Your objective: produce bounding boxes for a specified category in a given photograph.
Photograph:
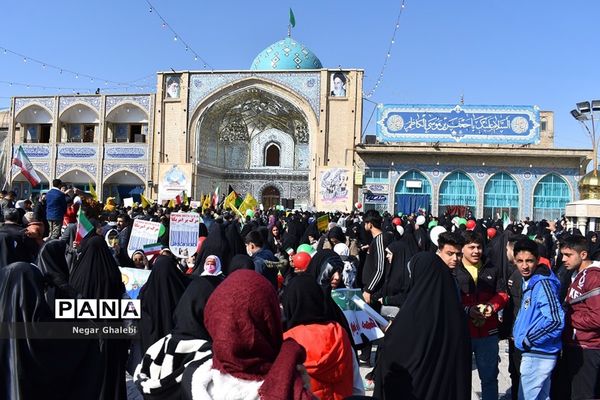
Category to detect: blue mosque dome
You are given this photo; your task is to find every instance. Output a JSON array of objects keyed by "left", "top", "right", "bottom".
[{"left": 251, "top": 37, "right": 323, "bottom": 70}]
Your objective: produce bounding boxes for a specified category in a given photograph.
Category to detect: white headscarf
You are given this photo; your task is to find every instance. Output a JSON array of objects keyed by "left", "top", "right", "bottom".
[
  {"left": 201, "top": 255, "right": 223, "bottom": 276},
  {"left": 333, "top": 243, "right": 350, "bottom": 257}
]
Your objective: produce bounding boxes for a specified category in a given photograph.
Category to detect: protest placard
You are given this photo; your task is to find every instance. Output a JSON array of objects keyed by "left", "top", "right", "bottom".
[
  {"left": 331, "top": 288, "right": 384, "bottom": 345},
  {"left": 317, "top": 214, "right": 329, "bottom": 232},
  {"left": 127, "top": 219, "right": 161, "bottom": 257},
  {"left": 169, "top": 212, "right": 200, "bottom": 258},
  {"left": 119, "top": 267, "right": 151, "bottom": 299},
  {"left": 123, "top": 197, "right": 134, "bottom": 208}
]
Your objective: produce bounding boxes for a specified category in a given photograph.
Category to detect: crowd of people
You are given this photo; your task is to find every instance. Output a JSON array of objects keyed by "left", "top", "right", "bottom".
[{"left": 0, "top": 177, "right": 599, "bottom": 400}]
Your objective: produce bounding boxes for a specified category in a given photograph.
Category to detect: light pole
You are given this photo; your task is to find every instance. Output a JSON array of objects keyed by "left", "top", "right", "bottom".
[{"left": 571, "top": 100, "right": 600, "bottom": 174}]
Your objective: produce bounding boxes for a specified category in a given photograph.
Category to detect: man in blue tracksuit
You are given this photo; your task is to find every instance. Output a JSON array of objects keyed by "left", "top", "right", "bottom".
[{"left": 512, "top": 239, "right": 564, "bottom": 400}]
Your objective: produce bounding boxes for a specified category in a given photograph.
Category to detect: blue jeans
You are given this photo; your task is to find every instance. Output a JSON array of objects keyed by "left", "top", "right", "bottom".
[
  {"left": 519, "top": 353, "right": 557, "bottom": 400},
  {"left": 472, "top": 335, "right": 499, "bottom": 400}
]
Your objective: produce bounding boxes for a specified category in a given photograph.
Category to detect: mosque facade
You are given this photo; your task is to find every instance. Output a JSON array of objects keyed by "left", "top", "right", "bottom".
[{"left": 3, "top": 36, "right": 593, "bottom": 219}]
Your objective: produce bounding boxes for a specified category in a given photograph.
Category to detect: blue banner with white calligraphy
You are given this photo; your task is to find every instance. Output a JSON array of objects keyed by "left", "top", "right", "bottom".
[{"left": 376, "top": 104, "right": 540, "bottom": 144}]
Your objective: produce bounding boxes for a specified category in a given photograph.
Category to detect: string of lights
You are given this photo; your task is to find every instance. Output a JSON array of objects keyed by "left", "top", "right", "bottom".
[
  {"left": 0, "top": 79, "right": 153, "bottom": 93},
  {"left": 0, "top": 46, "right": 150, "bottom": 89},
  {"left": 145, "top": 0, "right": 212, "bottom": 69},
  {"left": 364, "top": 0, "right": 407, "bottom": 99}
]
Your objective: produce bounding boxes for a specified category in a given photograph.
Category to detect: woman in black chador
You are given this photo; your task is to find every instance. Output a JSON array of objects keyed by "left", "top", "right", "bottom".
[{"left": 374, "top": 252, "right": 471, "bottom": 400}]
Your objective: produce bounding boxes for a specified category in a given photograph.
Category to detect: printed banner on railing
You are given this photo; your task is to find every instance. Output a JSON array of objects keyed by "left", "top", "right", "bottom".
[
  {"left": 169, "top": 212, "right": 200, "bottom": 258},
  {"left": 127, "top": 220, "right": 161, "bottom": 257}
]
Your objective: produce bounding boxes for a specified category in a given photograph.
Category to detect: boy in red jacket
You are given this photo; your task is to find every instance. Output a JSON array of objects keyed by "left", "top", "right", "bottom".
[
  {"left": 560, "top": 235, "right": 600, "bottom": 400},
  {"left": 456, "top": 230, "right": 508, "bottom": 400}
]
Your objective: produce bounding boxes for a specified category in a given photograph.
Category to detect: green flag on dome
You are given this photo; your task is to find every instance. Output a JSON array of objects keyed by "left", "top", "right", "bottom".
[{"left": 289, "top": 8, "right": 296, "bottom": 28}]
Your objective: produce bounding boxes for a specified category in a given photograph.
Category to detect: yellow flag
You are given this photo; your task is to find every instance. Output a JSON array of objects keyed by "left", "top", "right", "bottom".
[
  {"left": 141, "top": 194, "right": 153, "bottom": 208},
  {"left": 238, "top": 193, "right": 258, "bottom": 215},
  {"left": 168, "top": 198, "right": 175, "bottom": 208},
  {"left": 224, "top": 191, "right": 238, "bottom": 210},
  {"left": 183, "top": 191, "right": 189, "bottom": 206},
  {"left": 89, "top": 181, "right": 97, "bottom": 201},
  {"left": 202, "top": 194, "right": 211, "bottom": 210}
]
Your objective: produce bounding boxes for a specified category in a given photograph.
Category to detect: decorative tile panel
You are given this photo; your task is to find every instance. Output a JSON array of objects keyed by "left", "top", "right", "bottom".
[
  {"left": 57, "top": 144, "right": 97, "bottom": 159},
  {"left": 14, "top": 144, "right": 51, "bottom": 159},
  {"left": 56, "top": 163, "right": 97, "bottom": 176},
  {"left": 104, "top": 144, "right": 148, "bottom": 160},
  {"left": 106, "top": 95, "right": 152, "bottom": 115},
  {"left": 290, "top": 183, "right": 310, "bottom": 201},
  {"left": 103, "top": 163, "right": 147, "bottom": 180},
  {"left": 295, "top": 144, "right": 309, "bottom": 170},
  {"left": 224, "top": 144, "right": 249, "bottom": 169},
  {"left": 189, "top": 72, "right": 320, "bottom": 121},
  {"left": 59, "top": 96, "right": 101, "bottom": 114},
  {"left": 250, "top": 129, "right": 294, "bottom": 168},
  {"left": 14, "top": 97, "right": 55, "bottom": 115},
  {"left": 32, "top": 162, "right": 51, "bottom": 177}
]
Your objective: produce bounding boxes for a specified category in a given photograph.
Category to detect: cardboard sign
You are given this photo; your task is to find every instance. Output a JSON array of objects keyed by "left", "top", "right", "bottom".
[
  {"left": 119, "top": 267, "right": 151, "bottom": 299},
  {"left": 331, "top": 289, "right": 384, "bottom": 345},
  {"left": 123, "top": 197, "right": 134, "bottom": 208},
  {"left": 127, "top": 219, "right": 161, "bottom": 257},
  {"left": 189, "top": 200, "right": 202, "bottom": 209},
  {"left": 169, "top": 212, "right": 200, "bottom": 258}
]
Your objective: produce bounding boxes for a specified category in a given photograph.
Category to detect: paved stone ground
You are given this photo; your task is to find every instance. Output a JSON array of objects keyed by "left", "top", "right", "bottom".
[
  {"left": 127, "top": 340, "right": 513, "bottom": 399},
  {"left": 356, "top": 339, "right": 512, "bottom": 399}
]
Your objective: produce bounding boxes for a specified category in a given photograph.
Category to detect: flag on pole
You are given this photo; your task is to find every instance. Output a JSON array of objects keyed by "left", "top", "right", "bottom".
[
  {"left": 89, "top": 181, "right": 98, "bottom": 201},
  {"left": 175, "top": 192, "right": 183, "bottom": 205},
  {"left": 75, "top": 207, "right": 94, "bottom": 244},
  {"left": 212, "top": 187, "right": 220, "bottom": 209},
  {"left": 289, "top": 8, "right": 296, "bottom": 28},
  {"left": 225, "top": 189, "right": 238, "bottom": 210},
  {"left": 183, "top": 190, "right": 189, "bottom": 206},
  {"left": 168, "top": 198, "right": 175, "bottom": 208},
  {"left": 238, "top": 193, "right": 258, "bottom": 215},
  {"left": 11, "top": 146, "right": 41, "bottom": 187}
]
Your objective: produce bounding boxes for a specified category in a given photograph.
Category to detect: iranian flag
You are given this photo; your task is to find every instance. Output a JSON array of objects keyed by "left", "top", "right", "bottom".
[
  {"left": 12, "top": 146, "right": 41, "bottom": 186},
  {"left": 75, "top": 207, "right": 94, "bottom": 244}
]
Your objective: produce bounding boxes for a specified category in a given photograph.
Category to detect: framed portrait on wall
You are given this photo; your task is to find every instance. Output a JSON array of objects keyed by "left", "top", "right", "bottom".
[
  {"left": 165, "top": 75, "right": 181, "bottom": 99},
  {"left": 330, "top": 71, "right": 347, "bottom": 97}
]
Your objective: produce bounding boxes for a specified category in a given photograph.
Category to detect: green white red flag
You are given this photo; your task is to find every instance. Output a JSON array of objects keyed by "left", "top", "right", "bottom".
[
  {"left": 75, "top": 207, "right": 94, "bottom": 244},
  {"left": 12, "top": 146, "right": 41, "bottom": 186}
]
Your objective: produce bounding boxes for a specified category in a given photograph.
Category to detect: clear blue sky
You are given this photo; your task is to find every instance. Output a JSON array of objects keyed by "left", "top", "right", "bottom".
[{"left": 1, "top": 0, "right": 599, "bottom": 149}]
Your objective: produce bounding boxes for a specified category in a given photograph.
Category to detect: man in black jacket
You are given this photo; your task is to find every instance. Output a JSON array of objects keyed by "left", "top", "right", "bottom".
[{"left": 361, "top": 209, "right": 393, "bottom": 307}]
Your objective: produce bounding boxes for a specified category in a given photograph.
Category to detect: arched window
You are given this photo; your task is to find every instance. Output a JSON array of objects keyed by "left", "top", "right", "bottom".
[
  {"left": 395, "top": 170, "right": 432, "bottom": 195},
  {"left": 394, "top": 170, "right": 432, "bottom": 215},
  {"left": 484, "top": 172, "right": 520, "bottom": 220},
  {"left": 438, "top": 171, "right": 477, "bottom": 217},
  {"left": 265, "top": 143, "right": 280, "bottom": 167},
  {"left": 533, "top": 174, "right": 571, "bottom": 221}
]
